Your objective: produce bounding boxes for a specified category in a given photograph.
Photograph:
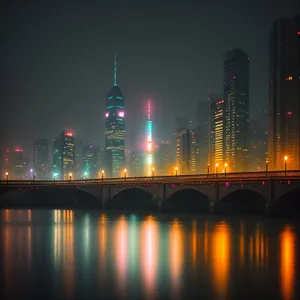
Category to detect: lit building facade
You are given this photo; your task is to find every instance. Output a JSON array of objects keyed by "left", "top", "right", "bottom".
[
  {"left": 34, "top": 138, "right": 49, "bottom": 179},
  {"left": 224, "top": 48, "right": 250, "bottom": 171},
  {"left": 268, "top": 15, "right": 300, "bottom": 170},
  {"left": 52, "top": 131, "right": 75, "bottom": 180},
  {"left": 11, "top": 148, "right": 28, "bottom": 179},
  {"left": 105, "top": 55, "right": 125, "bottom": 177},
  {"left": 209, "top": 93, "right": 225, "bottom": 170},
  {"left": 176, "top": 129, "right": 196, "bottom": 175}
]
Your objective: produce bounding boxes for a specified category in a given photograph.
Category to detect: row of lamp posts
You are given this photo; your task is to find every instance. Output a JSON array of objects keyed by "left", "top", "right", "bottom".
[{"left": 3, "top": 156, "right": 290, "bottom": 182}]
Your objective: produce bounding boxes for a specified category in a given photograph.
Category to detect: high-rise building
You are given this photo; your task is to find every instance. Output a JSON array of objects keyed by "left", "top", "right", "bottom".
[
  {"left": 82, "top": 143, "right": 101, "bottom": 178},
  {"left": 176, "top": 129, "right": 196, "bottom": 175},
  {"left": 11, "top": 148, "right": 28, "bottom": 179},
  {"left": 157, "top": 141, "right": 174, "bottom": 175},
  {"left": 209, "top": 93, "right": 225, "bottom": 170},
  {"left": 195, "top": 101, "right": 210, "bottom": 173},
  {"left": 129, "top": 151, "right": 144, "bottom": 177},
  {"left": 268, "top": 15, "right": 300, "bottom": 170},
  {"left": 34, "top": 138, "right": 49, "bottom": 179},
  {"left": 52, "top": 131, "right": 75, "bottom": 180},
  {"left": 105, "top": 55, "right": 125, "bottom": 177},
  {"left": 224, "top": 48, "right": 250, "bottom": 172}
]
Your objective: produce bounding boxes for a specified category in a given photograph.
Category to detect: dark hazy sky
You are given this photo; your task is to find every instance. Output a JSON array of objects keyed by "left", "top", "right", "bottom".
[{"left": 1, "top": 0, "right": 299, "bottom": 154}]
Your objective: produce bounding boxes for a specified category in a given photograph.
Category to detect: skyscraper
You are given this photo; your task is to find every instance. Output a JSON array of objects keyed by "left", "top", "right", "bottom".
[
  {"left": 195, "top": 101, "right": 210, "bottom": 173},
  {"left": 105, "top": 55, "right": 125, "bottom": 177},
  {"left": 176, "top": 129, "right": 196, "bottom": 175},
  {"left": 224, "top": 48, "right": 250, "bottom": 172},
  {"left": 34, "top": 138, "right": 49, "bottom": 179},
  {"left": 268, "top": 15, "right": 300, "bottom": 170},
  {"left": 52, "top": 131, "right": 75, "bottom": 180},
  {"left": 209, "top": 93, "right": 225, "bottom": 169}
]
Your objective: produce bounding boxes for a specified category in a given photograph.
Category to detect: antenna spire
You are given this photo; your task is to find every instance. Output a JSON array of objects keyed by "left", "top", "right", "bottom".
[{"left": 114, "top": 54, "right": 117, "bottom": 86}]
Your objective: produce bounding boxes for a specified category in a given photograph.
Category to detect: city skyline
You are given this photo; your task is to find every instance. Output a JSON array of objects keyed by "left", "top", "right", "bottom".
[{"left": 2, "top": 0, "right": 299, "bottom": 154}]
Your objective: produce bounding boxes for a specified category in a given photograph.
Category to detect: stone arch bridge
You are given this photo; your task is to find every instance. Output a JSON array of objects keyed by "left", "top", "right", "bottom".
[{"left": 1, "top": 172, "right": 300, "bottom": 215}]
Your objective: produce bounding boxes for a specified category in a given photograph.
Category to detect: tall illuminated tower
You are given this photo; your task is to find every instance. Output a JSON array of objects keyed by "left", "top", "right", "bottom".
[
  {"left": 104, "top": 55, "right": 125, "bottom": 177},
  {"left": 146, "top": 100, "right": 153, "bottom": 176}
]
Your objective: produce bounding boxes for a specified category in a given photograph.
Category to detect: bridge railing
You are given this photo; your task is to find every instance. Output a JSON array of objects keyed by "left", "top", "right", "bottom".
[{"left": 1, "top": 170, "right": 300, "bottom": 185}]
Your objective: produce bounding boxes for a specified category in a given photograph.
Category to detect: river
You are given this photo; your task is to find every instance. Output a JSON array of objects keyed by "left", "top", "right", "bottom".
[{"left": 0, "top": 209, "right": 299, "bottom": 299}]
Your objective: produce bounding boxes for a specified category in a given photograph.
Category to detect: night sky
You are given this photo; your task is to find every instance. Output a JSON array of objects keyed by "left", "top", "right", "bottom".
[{"left": 1, "top": 0, "right": 299, "bottom": 155}]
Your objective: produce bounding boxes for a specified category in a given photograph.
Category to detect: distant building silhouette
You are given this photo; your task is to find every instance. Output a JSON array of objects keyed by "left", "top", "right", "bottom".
[
  {"left": 268, "top": 15, "right": 300, "bottom": 170},
  {"left": 195, "top": 100, "right": 209, "bottom": 173},
  {"left": 223, "top": 48, "right": 250, "bottom": 171},
  {"left": 34, "top": 138, "right": 49, "bottom": 179},
  {"left": 104, "top": 55, "right": 125, "bottom": 177},
  {"left": 176, "top": 129, "right": 196, "bottom": 175},
  {"left": 82, "top": 143, "right": 101, "bottom": 178}
]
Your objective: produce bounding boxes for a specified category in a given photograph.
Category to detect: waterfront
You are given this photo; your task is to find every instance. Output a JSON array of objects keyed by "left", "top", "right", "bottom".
[{"left": 0, "top": 209, "right": 299, "bottom": 299}]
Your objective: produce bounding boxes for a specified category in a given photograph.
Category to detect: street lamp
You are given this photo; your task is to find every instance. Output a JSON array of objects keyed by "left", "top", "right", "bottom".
[
  {"left": 84, "top": 172, "right": 87, "bottom": 180},
  {"left": 53, "top": 173, "right": 57, "bottom": 181},
  {"left": 152, "top": 167, "right": 155, "bottom": 178},
  {"left": 124, "top": 169, "right": 127, "bottom": 181},
  {"left": 69, "top": 172, "right": 72, "bottom": 182},
  {"left": 207, "top": 164, "right": 210, "bottom": 175},
  {"left": 175, "top": 167, "right": 178, "bottom": 176},
  {"left": 216, "top": 163, "right": 219, "bottom": 175},
  {"left": 101, "top": 170, "right": 104, "bottom": 182},
  {"left": 266, "top": 160, "right": 268, "bottom": 174},
  {"left": 5, "top": 172, "right": 8, "bottom": 181},
  {"left": 284, "top": 156, "right": 288, "bottom": 174},
  {"left": 224, "top": 163, "right": 228, "bottom": 176}
]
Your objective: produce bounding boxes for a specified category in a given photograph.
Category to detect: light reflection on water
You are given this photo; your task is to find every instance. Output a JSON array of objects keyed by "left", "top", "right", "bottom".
[{"left": 0, "top": 209, "right": 299, "bottom": 299}]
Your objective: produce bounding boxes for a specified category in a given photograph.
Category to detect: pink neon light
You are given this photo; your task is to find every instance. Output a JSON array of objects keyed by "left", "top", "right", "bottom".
[
  {"left": 298, "top": 32, "right": 300, "bottom": 35},
  {"left": 14, "top": 148, "right": 23, "bottom": 152},
  {"left": 105, "top": 112, "right": 109, "bottom": 117},
  {"left": 118, "top": 111, "right": 124, "bottom": 118},
  {"left": 233, "top": 76, "right": 236, "bottom": 79},
  {"left": 65, "top": 132, "right": 73, "bottom": 136}
]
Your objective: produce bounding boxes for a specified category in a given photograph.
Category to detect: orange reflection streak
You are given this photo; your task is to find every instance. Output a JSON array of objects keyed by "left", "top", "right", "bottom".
[
  {"left": 99, "top": 214, "right": 108, "bottom": 281},
  {"left": 192, "top": 221, "right": 197, "bottom": 267},
  {"left": 4, "top": 225, "right": 12, "bottom": 289},
  {"left": 204, "top": 220, "right": 208, "bottom": 263},
  {"left": 249, "top": 236, "right": 253, "bottom": 265},
  {"left": 255, "top": 227, "right": 260, "bottom": 267},
  {"left": 260, "top": 234, "right": 264, "bottom": 262},
  {"left": 5, "top": 209, "right": 9, "bottom": 222},
  {"left": 239, "top": 222, "right": 244, "bottom": 264},
  {"left": 27, "top": 225, "right": 32, "bottom": 267},
  {"left": 115, "top": 216, "right": 128, "bottom": 297},
  {"left": 169, "top": 219, "right": 184, "bottom": 299},
  {"left": 212, "top": 222, "right": 230, "bottom": 300},
  {"left": 140, "top": 216, "right": 159, "bottom": 299},
  {"left": 280, "top": 226, "right": 296, "bottom": 300},
  {"left": 27, "top": 209, "right": 31, "bottom": 222},
  {"left": 63, "top": 210, "right": 75, "bottom": 298}
]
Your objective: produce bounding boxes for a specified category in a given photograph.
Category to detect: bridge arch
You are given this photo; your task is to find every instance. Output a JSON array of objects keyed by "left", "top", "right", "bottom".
[
  {"left": 274, "top": 187, "right": 300, "bottom": 217},
  {"left": 219, "top": 188, "right": 267, "bottom": 215},
  {"left": 163, "top": 188, "right": 211, "bottom": 213},
  {"left": 105, "top": 187, "right": 158, "bottom": 210},
  {"left": 0, "top": 187, "right": 101, "bottom": 209}
]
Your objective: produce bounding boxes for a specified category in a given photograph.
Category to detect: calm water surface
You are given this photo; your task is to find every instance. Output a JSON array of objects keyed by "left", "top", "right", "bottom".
[{"left": 0, "top": 209, "right": 299, "bottom": 299}]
